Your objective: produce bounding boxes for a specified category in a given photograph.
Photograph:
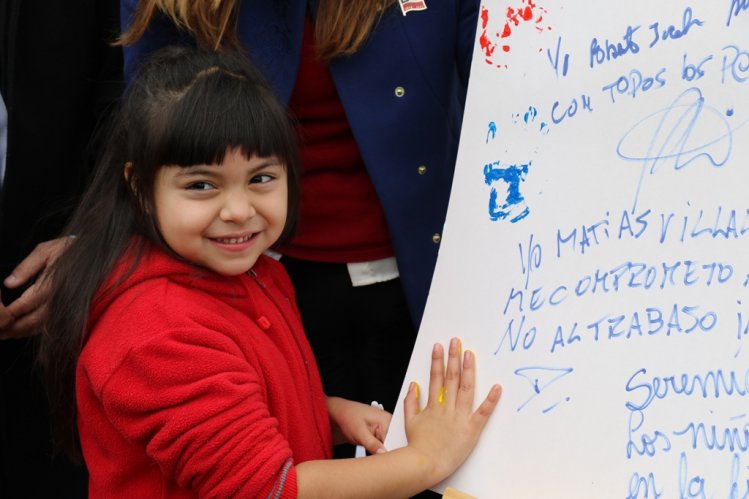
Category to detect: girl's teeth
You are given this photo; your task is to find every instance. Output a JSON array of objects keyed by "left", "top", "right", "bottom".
[{"left": 219, "top": 234, "right": 251, "bottom": 243}]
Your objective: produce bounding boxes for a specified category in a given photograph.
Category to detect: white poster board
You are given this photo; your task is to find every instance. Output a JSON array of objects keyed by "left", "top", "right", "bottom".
[{"left": 385, "top": 1, "right": 749, "bottom": 497}]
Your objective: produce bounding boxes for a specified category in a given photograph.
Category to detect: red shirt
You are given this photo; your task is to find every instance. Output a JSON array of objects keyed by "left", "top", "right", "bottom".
[
  {"left": 77, "top": 241, "right": 332, "bottom": 498},
  {"left": 280, "top": 14, "right": 393, "bottom": 263}
]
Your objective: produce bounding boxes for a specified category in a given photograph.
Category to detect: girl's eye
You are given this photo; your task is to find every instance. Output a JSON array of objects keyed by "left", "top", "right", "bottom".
[
  {"left": 186, "top": 181, "right": 215, "bottom": 191},
  {"left": 250, "top": 174, "right": 274, "bottom": 184}
]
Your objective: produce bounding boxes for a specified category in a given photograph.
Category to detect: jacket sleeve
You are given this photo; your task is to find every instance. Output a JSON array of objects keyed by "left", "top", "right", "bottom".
[
  {"left": 457, "top": 0, "right": 482, "bottom": 86},
  {"left": 94, "top": 326, "right": 299, "bottom": 498}
]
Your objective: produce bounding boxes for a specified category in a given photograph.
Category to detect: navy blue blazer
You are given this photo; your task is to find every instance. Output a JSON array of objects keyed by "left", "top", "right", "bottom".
[{"left": 121, "top": 0, "right": 480, "bottom": 326}]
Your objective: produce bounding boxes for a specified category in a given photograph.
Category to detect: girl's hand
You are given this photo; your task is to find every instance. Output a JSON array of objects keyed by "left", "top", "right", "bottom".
[
  {"left": 403, "top": 338, "right": 501, "bottom": 483},
  {"left": 296, "top": 345, "right": 499, "bottom": 497},
  {"left": 326, "top": 396, "right": 392, "bottom": 455}
]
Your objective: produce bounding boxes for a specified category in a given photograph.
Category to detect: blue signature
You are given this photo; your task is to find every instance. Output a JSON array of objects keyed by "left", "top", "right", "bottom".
[
  {"left": 727, "top": 0, "right": 749, "bottom": 27},
  {"left": 616, "top": 87, "right": 743, "bottom": 213}
]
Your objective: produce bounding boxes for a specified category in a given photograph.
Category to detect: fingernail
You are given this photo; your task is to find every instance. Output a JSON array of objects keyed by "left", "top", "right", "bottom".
[
  {"left": 4, "top": 275, "right": 18, "bottom": 286},
  {"left": 491, "top": 384, "right": 502, "bottom": 401},
  {"left": 450, "top": 337, "right": 461, "bottom": 356},
  {"left": 411, "top": 381, "right": 419, "bottom": 400},
  {"left": 376, "top": 446, "right": 387, "bottom": 454},
  {"left": 464, "top": 349, "right": 473, "bottom": 366}
]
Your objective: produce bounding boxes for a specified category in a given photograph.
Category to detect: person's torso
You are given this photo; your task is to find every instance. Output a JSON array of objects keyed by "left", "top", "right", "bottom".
[{"left": 78, "top": 248, "right": 331, "bottom": 497}]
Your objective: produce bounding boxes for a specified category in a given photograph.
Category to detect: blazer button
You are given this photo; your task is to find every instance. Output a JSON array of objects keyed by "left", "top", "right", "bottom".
[
  {"left": 394, "top": 86, "right": 406, "bottom": 97},
  {"left": 417, "top": 165, "right": 427, "bottom": 175},
  {"left": 432, "top": 233, "right": 441, "bottom": 244}
]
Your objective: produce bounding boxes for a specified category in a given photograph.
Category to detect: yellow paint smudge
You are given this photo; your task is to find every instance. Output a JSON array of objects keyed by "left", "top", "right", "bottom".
[{"left": 438, "top": 386, "right": 447, "bottom": 404}]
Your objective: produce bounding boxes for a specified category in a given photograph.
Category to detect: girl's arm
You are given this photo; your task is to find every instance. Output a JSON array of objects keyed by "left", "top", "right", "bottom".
[
  {"left": 326, "top": 397, "right": 391, "bottom": 454},
  {"left": 297, "top": 339, "right": 502, "bottom": 499}
]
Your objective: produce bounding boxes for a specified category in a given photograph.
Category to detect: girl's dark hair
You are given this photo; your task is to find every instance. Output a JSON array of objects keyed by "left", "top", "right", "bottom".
[{"left": 37, "top": 45, "right": 300, "bottom": 459}]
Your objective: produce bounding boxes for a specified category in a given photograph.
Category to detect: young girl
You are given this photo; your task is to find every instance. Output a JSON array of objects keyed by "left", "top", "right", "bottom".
[
  {"left": 119, "top": 2, "right": 482, "bottom": 457},
  {"left": 38, "top": 46, "right": 501, "bottom": 498}
]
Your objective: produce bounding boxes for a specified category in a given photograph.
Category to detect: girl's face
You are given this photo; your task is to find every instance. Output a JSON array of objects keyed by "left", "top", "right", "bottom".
[{"left": 153, "top": 148, "right": 288, "bottom": 276}]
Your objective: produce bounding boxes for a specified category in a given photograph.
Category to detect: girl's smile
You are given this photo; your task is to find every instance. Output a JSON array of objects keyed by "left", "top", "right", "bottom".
[
  {"left": 208, "top": 231, "right": 260, "bottom": 251},
  {"left": 153, "top": 148, "right": 288, "bottom": 276}
]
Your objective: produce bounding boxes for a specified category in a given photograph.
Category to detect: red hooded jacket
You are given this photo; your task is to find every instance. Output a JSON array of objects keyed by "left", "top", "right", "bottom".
[{"left": 77, "top": 240, "right": 332, "bottom": 498}]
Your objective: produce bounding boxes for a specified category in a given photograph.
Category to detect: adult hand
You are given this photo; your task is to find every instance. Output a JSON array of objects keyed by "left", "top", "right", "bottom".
[
  {"left": 0, "top": 293, "right": 13, "bottom": 331},
  {"left": 403, "top": 338, "right": 501, "bottom": 484},
  {"left": 326, "top": 396, "right": 392, "bottom": 455},
  {"left": 0, "top": 237, "right": 71, "bottom": 339}
]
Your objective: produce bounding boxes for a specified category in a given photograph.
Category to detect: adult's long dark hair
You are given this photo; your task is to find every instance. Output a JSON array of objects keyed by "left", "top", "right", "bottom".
[
  {"left": 38, "top": 45, "right": 300, "bottom": 460},
  {"left": 119, "top": 0, "right": 396, "bottom": 60}
]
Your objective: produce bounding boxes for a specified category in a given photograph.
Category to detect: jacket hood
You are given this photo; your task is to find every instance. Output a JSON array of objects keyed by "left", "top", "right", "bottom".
[{"left": 88, "top": 238, "right": 267, "bottom": 333}]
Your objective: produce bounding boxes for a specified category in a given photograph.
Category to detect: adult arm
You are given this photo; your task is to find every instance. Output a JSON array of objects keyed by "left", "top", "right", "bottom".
[{"left": 456, "top": 0, "right": 482, "bottom": 86}]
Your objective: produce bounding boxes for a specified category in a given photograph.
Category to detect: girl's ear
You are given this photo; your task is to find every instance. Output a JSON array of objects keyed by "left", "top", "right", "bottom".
[
  {"left": 124, "top": 161, "right": 151, "bottom": 213},
  {"left": 123, "top": 161, "right": 136, "bottom": 194}
]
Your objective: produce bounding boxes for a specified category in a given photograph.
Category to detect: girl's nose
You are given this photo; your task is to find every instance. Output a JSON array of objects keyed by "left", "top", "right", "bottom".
[{"left": 219, "top": 191, "right": 256, "bottom": 223}]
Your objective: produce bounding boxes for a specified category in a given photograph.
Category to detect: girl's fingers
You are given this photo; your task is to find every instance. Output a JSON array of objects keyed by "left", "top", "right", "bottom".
[
  {"left": 361, "top": 432, "right": 387, "bottom": 455},
  {"left": 427, "top": 342, "right": 445, "bottom": 406},
  {"left": 403, "top": 381, "right": 421, "bottom": 421},
  {"left": 443, "top": 337, "right": 462, "bottom": 406},
  {"left": 455, "top": 349, "right": 476, "bottom": 412},
  {"left": 375, "top": 411, "right": 392, "bottom": 439},
  {"left": 471, "top": 384, "right": 503, "bottom": 429}
]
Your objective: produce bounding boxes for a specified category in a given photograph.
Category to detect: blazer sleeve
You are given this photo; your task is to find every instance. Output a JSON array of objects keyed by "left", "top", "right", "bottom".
[
  {"left": 92, "top": 326, "right": 299, "bottom": 498},
  {"left": 457, "top": 0, "right": 482, "bottom": 86}
]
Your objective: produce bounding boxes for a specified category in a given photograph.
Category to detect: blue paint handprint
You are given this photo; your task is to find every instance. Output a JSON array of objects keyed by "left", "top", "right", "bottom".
[
  {"left": 481, "top": 104, "right": 551, "bottom": 223},
  {"left": 484, "top": 160, "right": 530, "bottom": 223}
]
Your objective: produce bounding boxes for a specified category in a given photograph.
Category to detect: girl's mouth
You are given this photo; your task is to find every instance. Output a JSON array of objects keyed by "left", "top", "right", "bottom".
[{"left": 213, "top": 233, "right": 255, "bottom": 244}]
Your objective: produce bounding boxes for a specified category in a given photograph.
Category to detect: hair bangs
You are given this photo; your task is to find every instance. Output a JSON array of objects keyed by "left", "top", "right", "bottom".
[{"left": 153, "top": 69, "right": 297, "bottom": 169}]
